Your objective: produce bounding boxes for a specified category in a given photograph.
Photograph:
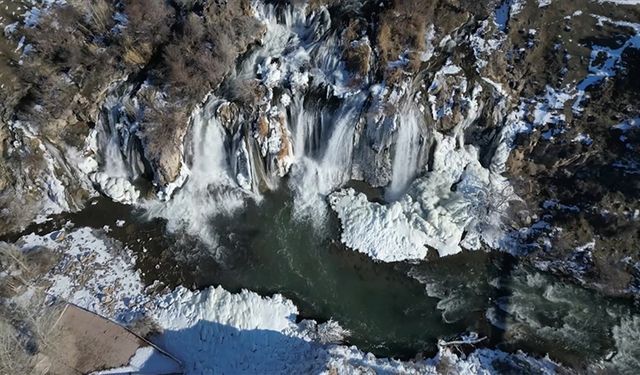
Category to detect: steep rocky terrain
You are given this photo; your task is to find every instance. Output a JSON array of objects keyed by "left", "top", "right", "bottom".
[
  {"left": 1, "top": 0, "right": 639, "bottom": 298},
  {"left": 1, "top": 0, "right": 640, "bottom": 372}
]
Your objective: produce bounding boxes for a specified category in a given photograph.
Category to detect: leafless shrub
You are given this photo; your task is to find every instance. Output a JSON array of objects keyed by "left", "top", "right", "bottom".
[
  {"left": 161, "top": 0, "right": 262, "bottom": 99},
  {"left": 227, "top": 79, "right": 266, "bottom": 107},
  {"left": 376, "top": 0, "right": 431, "bottom": 75},
  {"left": 123, "top": 0, "right": 174, "bottom": 47},
  {"left": 0, "top": 293, "right": 65, "bottom": 375},
  {"left": 0, "top": 319, "right": 34, "bottom": 375},
  {"left": 342, "top": 21, "right": 371, "bottom": 79},
  {"left": 0, "top": 242, "right": 58, "bottom": 298},
  {"left": 68, "top": 0, "right": 115, "bottom": 36}
]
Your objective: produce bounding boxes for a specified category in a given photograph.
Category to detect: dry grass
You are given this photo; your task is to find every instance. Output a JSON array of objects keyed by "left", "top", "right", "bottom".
[
  {"left": 123, "top": 43, "right": 152, "bottom": 67},
  {"left": 376, "top": 0, "right": 429, "bottom": 74},
  {"left": 0, "top": 319, "right": 34, "bottom": 375},
  {"left": 342, "top": 20, "right": 371, "bottom": 79},
  {"left": 0, "top": 295, "right": 66, "bottom": 375},
  {"left": 0, "top": 243, "right": 33, "bottom": 297}
]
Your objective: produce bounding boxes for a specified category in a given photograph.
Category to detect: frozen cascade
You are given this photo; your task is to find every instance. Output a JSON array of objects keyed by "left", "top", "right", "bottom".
[
  {"left": 143, "top": 97, "right": 249, "bottom": 244},
  {"left": 387, "top": 104, "right": 428, "bottom": 201},
  {"left": 97, "top": 96, "right": 143, "bottom": 179},
  {"left": 290, "top": 96, "right": 318, "bottom": 159},
  {"left": 229, "top": 1, "right": 367, "bottom": 223},
  {"left": 84, "top": 1, "right": 520, "bottom": 262},
  {"left": 88, "top": 90, "right": 145, "bottom": 204},
  {"left": 289, "top": 93, "right": 366, "bottom": 223}
]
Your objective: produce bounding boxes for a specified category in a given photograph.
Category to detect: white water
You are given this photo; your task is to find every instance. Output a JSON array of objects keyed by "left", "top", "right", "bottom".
[
  {"left": 88, "top": 91, "right": 144, "bottom": 204},
  {"left": 387, "top": 104, "right": 428, "bottom": 200},
  {"left": 86, "top": 2, "right": 517, "bottom": 260},
  {"left": 231, "top": 2, "right": 367, "bottom": 223},
  {"left": 143, "top": 97, "right": 248, "bottom": 244},
  {"left": 289, "top": 94, "right": 365, "bottom": 223}
]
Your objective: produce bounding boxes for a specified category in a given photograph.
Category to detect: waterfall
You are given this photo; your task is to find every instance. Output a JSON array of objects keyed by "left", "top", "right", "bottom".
[
  {"left": 386, "top": 105, "right": 428, "bottom": 200},
  {"left": 289, "top": 93, "right": 365, "bottom": 223},
  {"left": 88, "top": 89, "right": 146, "bottom": 204},
  {"left": 144, "top": 97, "right": 248, "bottom": 244},
  {"left": 95, "top": 93, "right": 145, "bottom": 180}
]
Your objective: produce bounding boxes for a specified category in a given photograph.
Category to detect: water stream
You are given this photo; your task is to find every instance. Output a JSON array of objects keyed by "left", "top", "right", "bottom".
[
  {"left": 4, "top": 1, "right": 639, "bottom": 370},
  {"left": 5, "top": 191, "right": 638, "bottom": 367}
]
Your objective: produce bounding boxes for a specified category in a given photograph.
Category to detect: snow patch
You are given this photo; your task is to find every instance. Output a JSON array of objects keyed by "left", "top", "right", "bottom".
[{"left": 90, "top": 172, "right": 140, "bottom": 204}]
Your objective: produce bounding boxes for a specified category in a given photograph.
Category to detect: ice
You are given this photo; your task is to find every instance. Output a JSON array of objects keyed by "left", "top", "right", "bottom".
[
  {"left": 13, "top": 227, "right": 558, "bottom": 374},
  {"left": 387, "top": 104, "right": 427, "bottom": 200},
  {"left": 331, "top": 83, "right": 516, "bottom": 261},
  {"left": 330, "top": 189, "right": 430, "bottom": 262},
  {"left": 143, "top": 97, "right": 250, "bottom": 245},
  {"left": 331, "top": 129, "right": 515, "bottom": 261},
  {"left": 90, "top": 172, "right": 140, "bottom": 204},
  {"left": 494, "top": 0, "right": 512, "bottom": 31}
]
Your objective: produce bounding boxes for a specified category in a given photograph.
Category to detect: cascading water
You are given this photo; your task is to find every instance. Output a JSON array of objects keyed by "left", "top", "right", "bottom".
[
  {"left": 88, "top": 88, "right": 146, "bottom": 204},
  {"left": 288, "top": 93, "right": 366, "bottom": 222},
  {"left": 95, "top": 94, "right": 145, "bottom": 180},
  {"left": 123, "top": 1, "right": 508, "bottom": 259},
  {"left": 386, "top": 103, "right": 428, "bottom": 200},
  {"left": 220, "top": 2, "right": 369, "bottom": 223},
  {"left": 143, "top": 97, "right": 249, "bottom": 244}
]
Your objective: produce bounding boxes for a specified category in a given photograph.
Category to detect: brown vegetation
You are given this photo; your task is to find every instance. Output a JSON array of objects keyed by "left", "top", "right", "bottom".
[
  {"left": 342, "top": 20, "right": 372, "bottom": 80},
  {"left": 0, "top": 242, "right": 65, "bottom": 374}
]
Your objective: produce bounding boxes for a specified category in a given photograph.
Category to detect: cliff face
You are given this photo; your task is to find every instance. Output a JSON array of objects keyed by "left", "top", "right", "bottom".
[{"left": 1, "top": 0, "right": 640, "bottom": 295}]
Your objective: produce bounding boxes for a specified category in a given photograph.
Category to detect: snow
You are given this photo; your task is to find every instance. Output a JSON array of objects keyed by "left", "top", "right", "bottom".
[
  {"left": 596, "top": 0, "right": 640, "bottom": 4},
  {"left": 613, "top": 117, "right": 640, "bottom": 131},
  {"left": 576, "top": 15, "right": 640, "bottom": 96},
  {"left": 509, "top": 0, "right": 526, "bottom": 16},
  {"left": 90, "top": 172, "right": 140, "bottom": 204},
  {"left": 18, "top": 227, "right": 147, "bottom": 322},
  {"left": 92, "top": 346, "right": 181, "bottom": 375},
  {"left": 12, "top": 227, "right": 558, "bottom": 374},
  {"left": 151, "top": 286, "right": 326, "bottom": 374},
  {"left": 572, "top": 133, "right": 593, "bottom": 146},
  {"left": 157, "top": 160, "right": 190, "bottom": 201}
]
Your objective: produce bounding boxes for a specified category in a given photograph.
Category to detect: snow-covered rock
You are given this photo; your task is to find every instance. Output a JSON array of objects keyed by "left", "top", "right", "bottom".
[{"left": 90, "top": 172, "right": 140, "bottom": 204}]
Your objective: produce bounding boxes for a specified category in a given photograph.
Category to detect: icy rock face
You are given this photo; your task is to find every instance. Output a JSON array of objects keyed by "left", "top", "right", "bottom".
[
  {"left": 331, "top": 82, "right": 515, "bottom": 261},
  {"left": 331, "top": 134, "right": 513, "bottom": 261},
  {"left": 0, "top": 120, "right": 95, "bottom": 231}
]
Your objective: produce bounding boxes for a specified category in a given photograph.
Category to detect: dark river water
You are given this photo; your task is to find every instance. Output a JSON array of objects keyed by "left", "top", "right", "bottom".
[{"left": 4, "top": 188, "right": 639, "bottom": 368}]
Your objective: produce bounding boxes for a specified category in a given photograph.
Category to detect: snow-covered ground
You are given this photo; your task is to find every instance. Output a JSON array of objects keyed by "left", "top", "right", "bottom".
[{"left": 11, "top": 227, "right": 558, "bottom": 374}]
